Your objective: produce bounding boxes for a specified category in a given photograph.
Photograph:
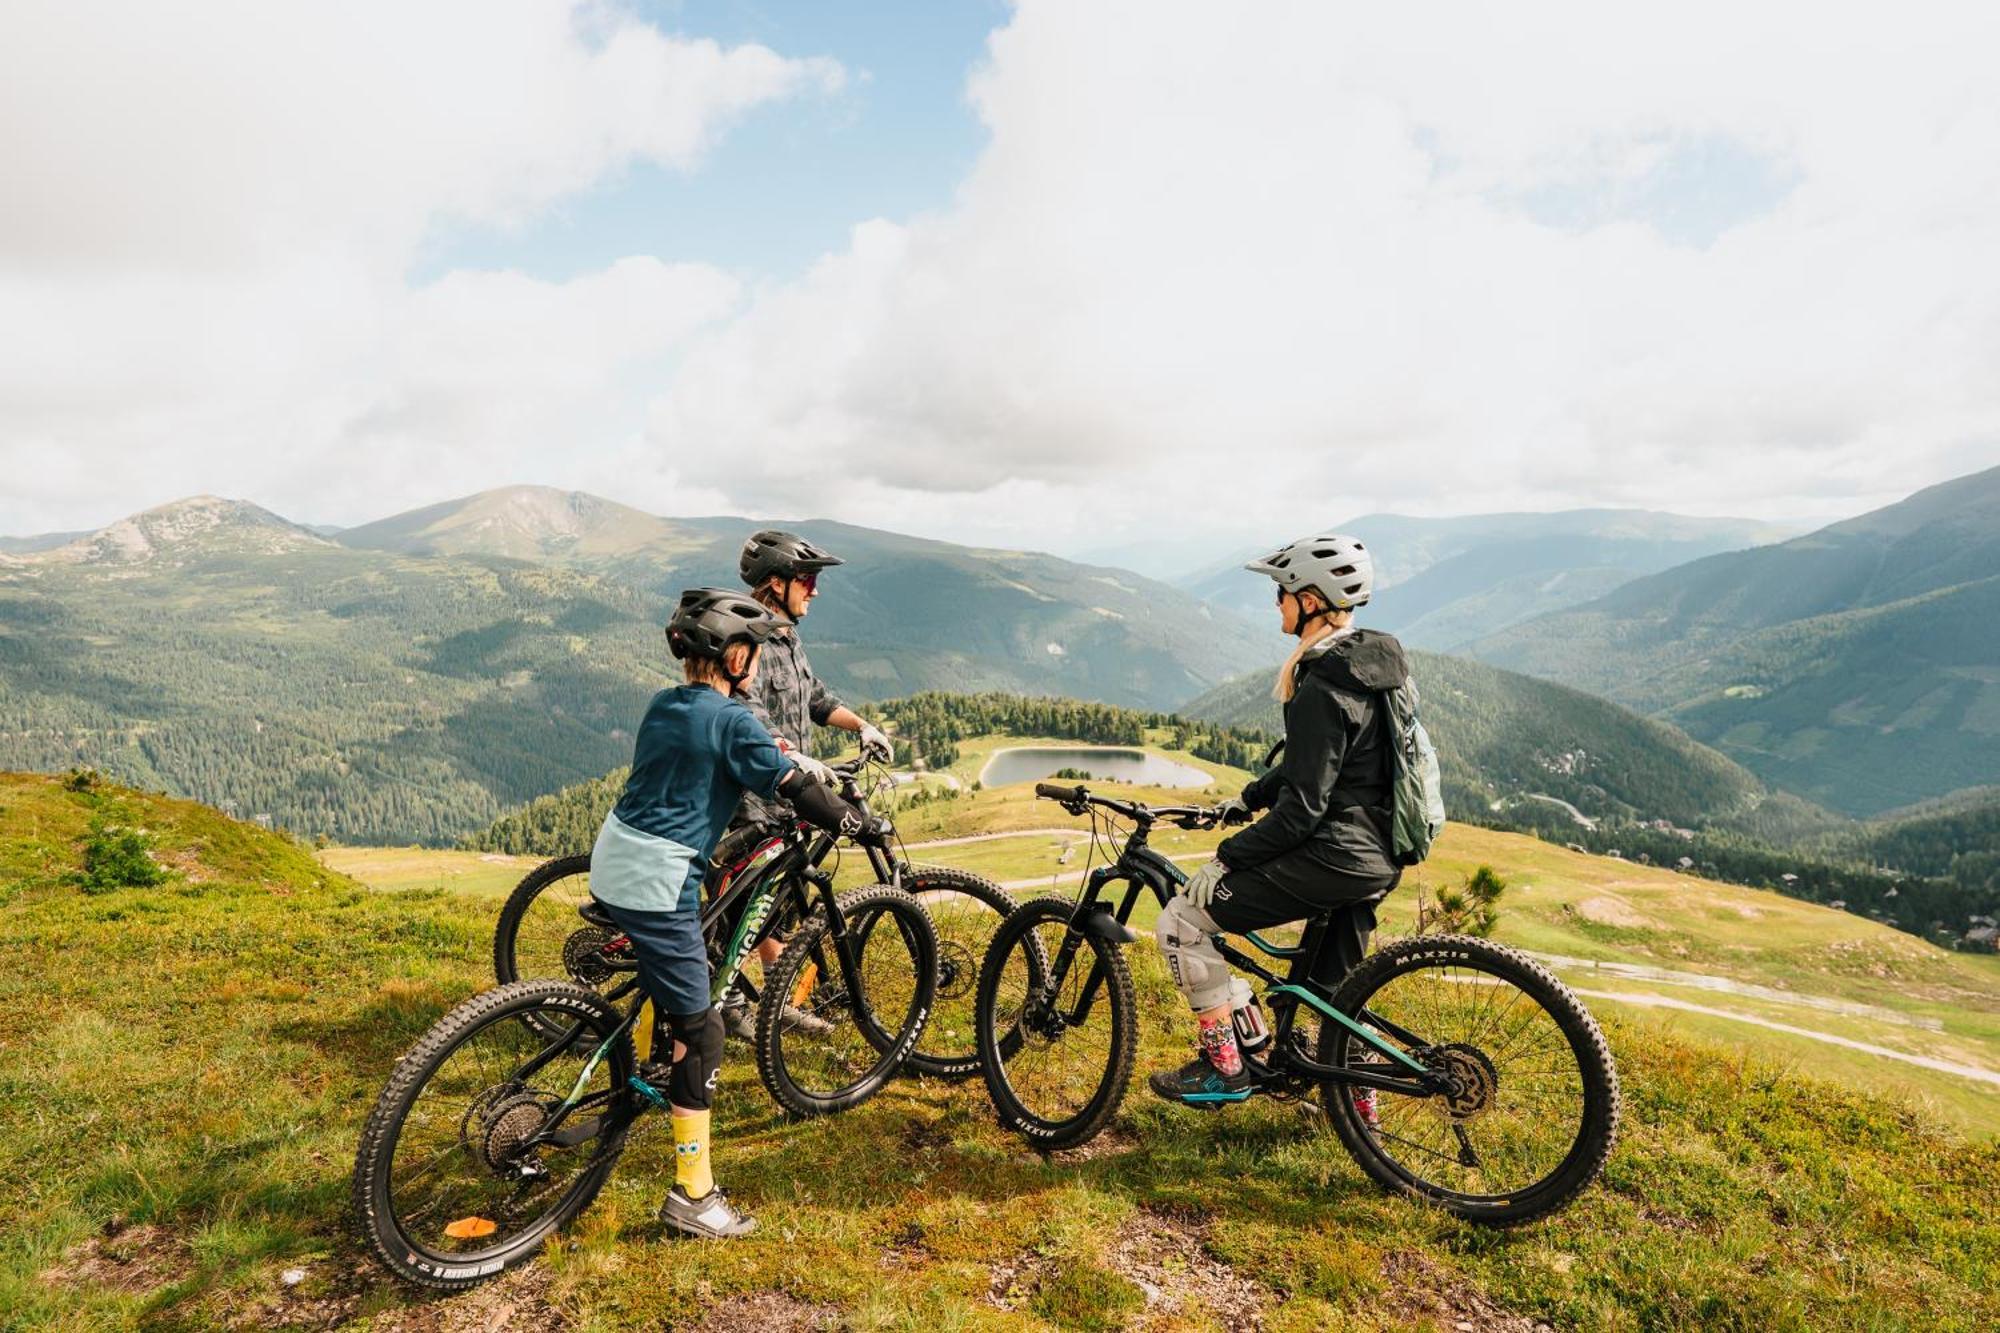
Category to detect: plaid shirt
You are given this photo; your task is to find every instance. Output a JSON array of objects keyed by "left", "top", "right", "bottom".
[{"left": 732, "top": 624, "right": 846, "bottom": 830}]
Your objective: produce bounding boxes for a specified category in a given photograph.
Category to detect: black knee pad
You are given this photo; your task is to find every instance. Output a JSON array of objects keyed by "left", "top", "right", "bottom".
[{"left": 667, "top": 1006, "right": 724, "bottom": 1110}]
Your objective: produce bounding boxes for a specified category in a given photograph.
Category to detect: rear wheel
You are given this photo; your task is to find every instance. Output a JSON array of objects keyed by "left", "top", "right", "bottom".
[
  {"left": 896, "top": 865, "right": 1016, "bottom": 1079},
  {"left": 1313, "top": 934, "right": 1620, "bottom": 1225},
  {"left": 754, "top": 885, "right": 938, "bottom": 1117},
  {"left": 976, "top": 896, "right": 1135, "bottom": 1150},
  {"left": 351, "top": 981, "right": 635, "bottom": 1289},
  {"left": 493, "top": 855, "right": 640, "bottom": 1039}
]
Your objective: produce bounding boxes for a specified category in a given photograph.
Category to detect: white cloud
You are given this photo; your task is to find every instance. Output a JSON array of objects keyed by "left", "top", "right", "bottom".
[
  {"left": 0, "top": 0, "right": 839, "bottom": 529},
  {"left": 644, "top": 0, "right": 2000, "bottom": 552},
  {"left": 6, "top": 0, "right": 1998, "bottom": 553}
]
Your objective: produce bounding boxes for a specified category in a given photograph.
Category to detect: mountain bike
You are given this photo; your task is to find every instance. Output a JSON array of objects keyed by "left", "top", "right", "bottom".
[
  {"left": 974, "top": 782, "right": 1620, "bottom": 1225},
  {"left": 353, "top": 826, "right": 935, "bottom": 1289},
  {"left": 492, "top": 755, "right": 1013, "bottom": 1080}
]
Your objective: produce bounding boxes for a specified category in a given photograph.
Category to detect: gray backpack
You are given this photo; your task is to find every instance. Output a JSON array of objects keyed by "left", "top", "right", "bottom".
[{"left": 1383, "top": 680, "right": 1446, "bottom": 865}]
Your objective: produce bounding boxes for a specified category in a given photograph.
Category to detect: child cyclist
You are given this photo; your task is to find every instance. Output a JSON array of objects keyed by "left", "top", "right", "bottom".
[
  {"left": 1150, "top": 534, "right": 1406, "bottom": 1119},
  {"left": 589, "top": 587, "right": 888, "bottom": 1240}
]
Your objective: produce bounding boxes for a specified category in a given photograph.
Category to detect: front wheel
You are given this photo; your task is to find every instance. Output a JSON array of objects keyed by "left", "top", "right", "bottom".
[
  {"left": 351, "top": 981, "right": 636, "bottom": 1289},
  {"left": 754, "top": 885, "right": 937, "bottom": 1118},
  {"left": 1314, "top": 934, "right": 1620, "bottom": 1225},
  {"left": 976, "top": 895, "right": 1136, "bottom": 1150}
]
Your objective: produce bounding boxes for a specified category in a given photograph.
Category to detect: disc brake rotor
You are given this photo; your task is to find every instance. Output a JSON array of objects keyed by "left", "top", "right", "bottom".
[
  {"left": 562, "top": 926, "right": 623, "bottom": 986},
  {"left": 934, "top": 940, "right": 976, "bottom": 1000}
]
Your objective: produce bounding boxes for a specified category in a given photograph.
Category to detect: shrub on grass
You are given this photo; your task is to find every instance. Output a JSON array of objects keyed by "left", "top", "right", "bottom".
[
  {"left": 1417, "top": 864, "right": 1507, "bottom": 937},
  {"left": 78, "top": 817, "right": 168, "bottom": 892}
]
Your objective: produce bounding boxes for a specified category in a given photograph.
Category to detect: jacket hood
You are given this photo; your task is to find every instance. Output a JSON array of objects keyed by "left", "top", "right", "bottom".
[{"left": 1304, "top": 628, "right": 1408, "bottom": 692}]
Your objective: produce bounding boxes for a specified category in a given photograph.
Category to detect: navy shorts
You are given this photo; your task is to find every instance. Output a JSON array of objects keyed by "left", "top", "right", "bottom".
[{"left": 597, "top": 900, "right": 711, "bottom": 1018}]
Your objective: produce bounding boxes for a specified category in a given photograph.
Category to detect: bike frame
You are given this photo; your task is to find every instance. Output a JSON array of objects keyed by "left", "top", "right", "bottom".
[{"left": 1052, "top": 803, "right": 1443, "bottom": 1098}]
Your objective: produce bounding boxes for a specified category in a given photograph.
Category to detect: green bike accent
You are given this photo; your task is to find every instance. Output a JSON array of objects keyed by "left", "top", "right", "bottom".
[
  {"left": 1267, "top": 983, "right": 1429, "bottom": 1074},
  {"left": 1245, "top": 931, "right": 1303, "bottom": 958},
  {"left": 564, "top": 1006, "right": 642, "bottom": 1108},
  {"left": 712, "top": 883, "right": 778, "bottom": 1004}
]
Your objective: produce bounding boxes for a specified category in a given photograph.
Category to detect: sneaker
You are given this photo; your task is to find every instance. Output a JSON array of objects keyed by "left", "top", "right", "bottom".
[
  {"left": 1351, "top": 1086, "right": 1381, "bottom": 1132},
  {"left": 659, "top": 1184, "right": 756, "bottom": 1240},
  {"left": 1146, "top": 1053, "right": 1254, "bottom": 1106},
  {"left": 778, "top": 1004, "right": 834, "bottom": 1037},
  {"left": 719, "top": 995, "right": 757, "bottom": 1043}
]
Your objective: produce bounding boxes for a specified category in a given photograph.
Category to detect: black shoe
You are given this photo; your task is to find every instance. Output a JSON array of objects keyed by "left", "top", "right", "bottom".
[
  {"left": 1147, "top": 1053, "right": 1255, "bottom": 1106},
  {"left": 659, "top": 1184, "right": 756, "bottom": 1239}
]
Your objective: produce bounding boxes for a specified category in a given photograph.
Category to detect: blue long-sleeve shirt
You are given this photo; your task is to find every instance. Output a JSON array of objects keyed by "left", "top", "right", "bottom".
[{"left": 591, "top": 684, "right": 793, "bottom": 912}]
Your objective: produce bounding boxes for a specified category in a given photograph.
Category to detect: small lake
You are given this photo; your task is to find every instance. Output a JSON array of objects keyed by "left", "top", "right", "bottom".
[{"left": 979, "top": 746, "right": 1212, "bottom": 790}]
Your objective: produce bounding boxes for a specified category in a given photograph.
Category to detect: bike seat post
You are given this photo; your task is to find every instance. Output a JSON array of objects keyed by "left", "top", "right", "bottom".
[{"left": 1287, "top": 915, "right": 1334, "bottom": 988}]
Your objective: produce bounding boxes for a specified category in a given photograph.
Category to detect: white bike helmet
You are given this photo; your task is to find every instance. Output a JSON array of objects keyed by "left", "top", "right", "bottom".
[{"left": 1244, "top": 533, "right": 1373, "bottom": 609}]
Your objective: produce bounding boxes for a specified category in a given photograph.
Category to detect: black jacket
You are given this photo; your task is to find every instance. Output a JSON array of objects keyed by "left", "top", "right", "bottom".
[{"left": 1217, "top": 629, "right": 1408, "bottom": 879}]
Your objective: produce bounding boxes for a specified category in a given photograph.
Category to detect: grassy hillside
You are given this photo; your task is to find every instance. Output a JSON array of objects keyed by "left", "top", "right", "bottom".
[
  {"left": 1467, "top": 466, "right": 2000, "bottom": 815},
  {"left": 1181, "top": 649, "right": 1767, "bottom": 829},
  {"left": 8, "top": 771, "right": 1998, "bottom": 1330}
]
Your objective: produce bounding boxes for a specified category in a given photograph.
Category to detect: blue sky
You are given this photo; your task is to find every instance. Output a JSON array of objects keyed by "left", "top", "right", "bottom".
[{"left": 412, "top": 1, "right": 1005, "bottom": 286}]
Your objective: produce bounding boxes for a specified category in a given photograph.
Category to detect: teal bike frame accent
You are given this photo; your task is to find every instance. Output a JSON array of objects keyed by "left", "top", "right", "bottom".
[{"left": 1266, "top": 982, "right": 1429, "bottom": 1074}]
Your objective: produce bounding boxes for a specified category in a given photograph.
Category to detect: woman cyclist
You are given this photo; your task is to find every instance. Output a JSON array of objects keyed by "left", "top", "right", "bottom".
[
  {"left": 589, "top": 588, "right": 884, "bottom": 1239},
  {"left": 1149, "top": 533, "right": 1408, "bottom": 1114}
]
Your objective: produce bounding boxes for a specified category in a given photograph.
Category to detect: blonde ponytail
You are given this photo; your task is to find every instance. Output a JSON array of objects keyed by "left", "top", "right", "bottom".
[{"left": 1272, "top": 609, "right": 1353, "bottom": 702}]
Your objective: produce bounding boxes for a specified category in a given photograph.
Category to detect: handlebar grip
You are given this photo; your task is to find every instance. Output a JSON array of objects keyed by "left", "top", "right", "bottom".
[{"left": 1035, "top": 782, "right": 1084, "bottom": 802}]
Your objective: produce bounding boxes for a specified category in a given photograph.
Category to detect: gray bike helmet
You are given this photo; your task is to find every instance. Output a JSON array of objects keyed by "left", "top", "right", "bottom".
[
  {"left": 666, "top": 587, "right": 783, "bottom": 667},
  {"left": 739, "top": 529, "right": 845, "bottom": 587},
  {"left": 1244, "top": 533, "right": 1373, "bottom": 609}
]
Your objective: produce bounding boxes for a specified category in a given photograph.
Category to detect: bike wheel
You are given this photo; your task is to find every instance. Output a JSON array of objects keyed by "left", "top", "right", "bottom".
[
  {"left": 897, "top": 865, "right": 1017, "bottom": 1080},
  {"left": 754, "top": 884, "right": 938, "bottom": 1118},
  {"left": 1313, "top": 934, "right": 1620, "bottom": 1225},
  {"left": 976, "top": 895, "right": 1135, "bottom": 1151},
  {"left": 352, "top": 981, "right": 636, "bottom": 1289},
  {"left": 493, "top": 855, "right": 640, "bottom": 1038}
]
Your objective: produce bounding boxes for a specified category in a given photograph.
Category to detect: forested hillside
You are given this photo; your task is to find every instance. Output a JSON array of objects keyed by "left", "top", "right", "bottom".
[
  {"left": 1468, "top": 465, "right": 2000, "bottom": 815},
  {"left": 0, "top": 506, "right": 670, "bottom": 843},
  {"left": 0, "top": 491, "right": 1272, "bottom": 844}
]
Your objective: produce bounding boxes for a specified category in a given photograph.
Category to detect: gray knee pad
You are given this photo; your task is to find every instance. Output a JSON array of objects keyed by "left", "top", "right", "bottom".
[
  {"left": 667, "top": 1007, "right": 724, "bottom": 1110},
  {"left": 1155, "top": 896, "right": 1233, "bottom": 1012}
]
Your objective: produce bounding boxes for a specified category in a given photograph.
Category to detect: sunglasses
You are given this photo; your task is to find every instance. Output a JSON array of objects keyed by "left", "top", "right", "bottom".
[{"left": 795, "top": 571, "right": 819, "bottom": 593}]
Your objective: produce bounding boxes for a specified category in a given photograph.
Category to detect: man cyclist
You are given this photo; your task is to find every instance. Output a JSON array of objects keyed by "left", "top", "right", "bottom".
[
  {"left": 710, "top": 529, "right": 893, "bottom": 1040},
  {"left": 588, "top": 588, "right": 887, "bottom": 1239},
  {"left": 1149, "top": 533, "right": 1406, "bottom": 1119}
]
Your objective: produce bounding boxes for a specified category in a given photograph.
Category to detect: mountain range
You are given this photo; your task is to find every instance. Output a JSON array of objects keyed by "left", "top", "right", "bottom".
[
  {"left": 1179, "top": 509, "right": 1798, "bottom": 649},
  {"left": 0, "top": 487, "right": 1268, "bottom": 842},
  {"left": 1466, "top": 464, "right": 2000, "bottom": 816}
]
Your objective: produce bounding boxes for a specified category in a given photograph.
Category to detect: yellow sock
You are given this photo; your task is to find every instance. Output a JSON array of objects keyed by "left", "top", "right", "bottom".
[{"left": 673, "top": 1110, "right": 714, "bottom": 1199}]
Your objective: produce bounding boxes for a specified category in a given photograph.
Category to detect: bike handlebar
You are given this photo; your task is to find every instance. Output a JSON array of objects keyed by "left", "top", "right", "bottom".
[{"left": 1034, "top": 782, "right": 1222, "bottom": 829}]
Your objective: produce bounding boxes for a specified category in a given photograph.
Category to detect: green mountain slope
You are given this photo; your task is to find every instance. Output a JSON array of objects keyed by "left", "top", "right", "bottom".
[
  {"left": 338, "top": 486, "right": 1275, "bottom": 706},
  {"left": 1180, "top": 509, "right": 1795, "bottom": 648},
  {"left": 1180, "top": 650, "right": 1768, "bottom": 829},
  {"left": 0, "top": 492, "right": 1271, "bottom": 844},
  {"left": 1467, "top": 465, "right": 2000, "bottom": 815},
  {"left": 11, "top": 772, "right": 1997, "bottom": 1327},
  {"left": 0, "top": 501, "right": 673, "bottom": 843}
]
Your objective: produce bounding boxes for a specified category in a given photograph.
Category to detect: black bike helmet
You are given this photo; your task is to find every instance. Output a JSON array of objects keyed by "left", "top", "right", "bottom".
[
  {"left": 666, "top": 588, "right": 782, "bottom": 679},
  {"left": 739, "top": 529, "right": 845, "bottom": 588}
]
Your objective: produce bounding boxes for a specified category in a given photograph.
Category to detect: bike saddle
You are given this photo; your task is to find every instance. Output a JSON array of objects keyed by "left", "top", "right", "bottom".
[{"left": 576, "top": 898, "right": 618, "bottom": 929}]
